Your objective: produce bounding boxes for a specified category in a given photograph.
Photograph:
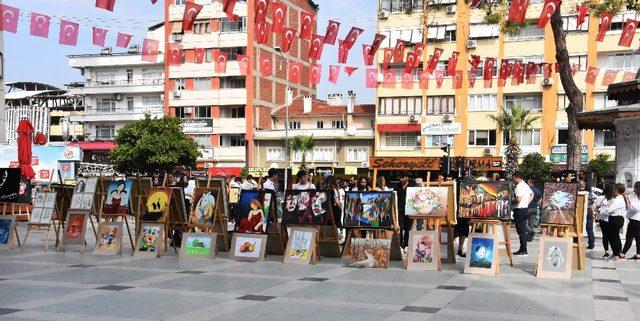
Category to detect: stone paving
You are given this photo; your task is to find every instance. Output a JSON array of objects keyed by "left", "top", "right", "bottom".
[{"left": 1, "top": 223, "right": 639, "bottom": 321}]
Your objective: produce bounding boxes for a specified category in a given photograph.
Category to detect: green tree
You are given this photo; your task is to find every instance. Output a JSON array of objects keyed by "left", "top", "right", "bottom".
[
  {"left": 588, "top": 153, "right": 615, "bottom": 186},
  {"left": 518, "top": 153, "right": 554, "bottom": 182},
  {"left": 487, "top": 105, "right": 541, "bottom": 142},
  {"left": 504, "top": 139, "right": 521, "bottom": 180},
  {"left": 110, "top": 115, "right": 200, "bottom": 174},
  {"left": 288, "top": 135, "right": 316, "bottom": 169}
]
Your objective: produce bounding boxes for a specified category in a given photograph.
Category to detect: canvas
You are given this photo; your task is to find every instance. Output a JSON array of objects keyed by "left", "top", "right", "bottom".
[
  {"left": 70, "top": 193, "right": 83, "bottom": 210},
  {"left": 34, "top": 192, "right": 46, "bottom": 208},
  {"left": 348, "top": 238, "right": 391, "bottom": 269},
  {"left": 103, "top": 180, "right": 133, "bottom": 215},
  {"left": 541, "top": 182, "right": 578, "bottom": 226},
  {"left": 30, "top": 208, "right": 43, "bottom": 224},
  {"left": 283, "top": 227, "right": 317, "bottom": 265},
  {"left": 234, "top": 190, "right": 269, "bottom": 234},
  {"left": 40, "top": 209, "right": 53, "bottom": 224},
  {"left": 171, "top": 187, "right": 189, "bottom": 224},
  {"left": 81, "top": 194, "right": 94, "bottom": 211},
  {"left": 93, "top": 222, "right": 123, "bottom": 256},
  {"left": 0, "top": 168, "right": 21, "bottom": 202},
  {"left": 407, "top": 230, "right": 440, "bottom": 271},
  {"left": 179, "top": 233, "right": 216, "bottom": 259},
  {"left": 459, "top": 181, "right": 511, "bottom": 220},
  {"left": 0, "top": 215, "right": 15, "bottom": 248},
  {"left": 405, "top": 187, "right": 448, "bottom": 217},
  {"left": 229, "top": 233, "right": 268, "bottom": 262},
  {"left": 63, "top": 212, "right": 87, "bottom": 246},
  {"left": 44, "top": 192, "right": 56, "bottom": 209},
  {"left": 135, "top": 223, "right": 163, "bottom": 257},
  {"left": 17, "top": 179, "right": 32, "bottom": 204},
  {"left": 75, "top": 178, "right": 89, "bottom": 193},
  {"left": 536, "top": 236, "right": 573, "bottom": 279},
  {"left": 142, "top": 188, "right": 172, "bottom": 222},
  {"left": 196, "top": 177, "right": 229, "bottom": 218},
  {"left": 464, "top": 233, "right": 498, "bottom": 275},
  {"left": 344, "top": 192, "right": 394, "bottom": 228},
  {"left": 283, "top": 190, "right": 330, "bottom": 224},
  {"left": 85, "top": 177, "right": 99, "bottom": 194},
  {"left": 229, "top": 187, "right": 240, "bottom": 204},
  {"left": 190, "top": 189, "right": 217, "bottom": 226}
]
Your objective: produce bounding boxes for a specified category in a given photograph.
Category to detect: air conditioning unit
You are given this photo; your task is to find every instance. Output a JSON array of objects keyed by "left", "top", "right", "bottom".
[
  {"left": 409, "top": 115, "right": 418, "bottom": 123},
  {"left": 379, "top": 10, "right": 390, "bottom": 19},
  {"left": 113, "top": 94, "right": 123, "bottom": 101},
  {"left": 466, "top": 39, "right": 477, "bottom": 49},
  {"left": 173, "top": 33, "right": 183, "bottom": 42},
  {"left": 160, "top": 94, "right": 165, "bottom": 101},
  {"left": 542, "top": 77, "right": 554, "bottom": 86},
  {"left": 446, "top": 5, "right": 456, "bottom": 14},
  {"left": 100, "top": 47, "right": 112, "bottom": 55},
  {"left": 173, "top": 90, "right": 181, "bottom": 98},
  {"left": 361, "top": 162, "right": 370, "bottom": 168},
  {"left": 483, "top": 148, "right": 493, "bottom": 156},
  {"left": 442, "top": 114, "right": 453, "bottom": 123},
  {"left": 127, "top": 45, "right": 140, "bottom": 54}
]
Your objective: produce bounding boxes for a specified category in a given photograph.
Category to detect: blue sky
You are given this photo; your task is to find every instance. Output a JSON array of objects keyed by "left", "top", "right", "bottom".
[{"left": 4, "top": 0, "right": 376, "bottom": 103}]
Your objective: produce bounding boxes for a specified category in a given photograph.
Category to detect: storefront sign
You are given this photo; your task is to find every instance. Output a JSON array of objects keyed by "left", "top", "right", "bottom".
[
  {"left": 248, "top": 167, "right": 270, "bottom": 177},
  {"left": 345, "top": 166, "right": 358, "bottom": 175},
  {"left": 421, "top": 123, "right": 462, "bottom": 135},
  {"left": 182, "top": 119, "right": 214, "bottom": 133},
  {"left": 550, "top": 145, "right": 589, "bottom": 154},
  {"left": 0, "top": 145, "right": 82, "bottom": 183},
  {"left": 208, "top": 167, "right": 242, "bottom": 177},
  {"left": 550, "top": 145, "right": 589, "bottom": 164},
  {"left": 451, "top": 157, "right": 503, "bottom": 171},
  {"left": 315, "top": 167, "right": 335, "bottom": 177},
  {"left": 369, "top": 157, "right": 440, "bottom": 170}
]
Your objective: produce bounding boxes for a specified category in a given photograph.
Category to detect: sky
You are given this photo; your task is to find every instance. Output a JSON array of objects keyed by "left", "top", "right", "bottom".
[{"left": 3, "top": 0, "right": 377, "bottom": 103}]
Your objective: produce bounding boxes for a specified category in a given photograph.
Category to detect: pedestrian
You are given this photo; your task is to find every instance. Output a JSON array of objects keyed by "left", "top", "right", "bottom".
[
  {"left": 292, "top": 170, "right": 316, "bottom": 190},
  {"left": 183, "top": 174, "right": 195, "bottom": 213},
  {"left": 396, "top": 174, "right": 411, "bottom": 248},
  {"left": 579, "top": 180, "right": 596, "bottom": 249},
  {"left": 601, "top": 183, "right": 627, "bottom": 260},
  {"left": 347, "top": 176, "right": 357, "bottom": 191},
  {"left": 228, "top": 175, "right": 240, "bottom": 189},
  {"left": 326, "top": 176, "right": 344, "bottom": 229},
  {"left": 527, "top": 179, "right": 542, "bottom": 241},
  {"left": 595, "top": 184, "right": 614, "bottom": 258},
  {"left": 240, "top": 175, "right": 257, "bottom": 190},
  {"left": 513, "top": 172, "right": 534, "bottom": 256},
  {"left": 355, "top": 176, "right": 371, "bottom": 192},
  {"left": 375, "top": 176, "right": 392, "bottom": 191},
  {"left": 622, "top": 181, "right": 640, "bottom": 260},
  {"left": 263, "top": 168, "right": 278, "bottom": 191}
]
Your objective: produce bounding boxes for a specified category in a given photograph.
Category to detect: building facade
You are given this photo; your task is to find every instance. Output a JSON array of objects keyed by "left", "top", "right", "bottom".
[
  {"left": 375, "top": 0, "right": 624, "bottom": 171},
  {"left": 0, "top": 8, "right": 5, "bottom": 145},
  {"left": 164, "top": 0, "right": 318, "bottom": 171}
]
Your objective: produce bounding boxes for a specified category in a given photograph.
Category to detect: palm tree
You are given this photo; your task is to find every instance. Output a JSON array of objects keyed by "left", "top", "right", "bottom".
[{"left": 288, "top": 135, "right": 315, "bottom": 170}]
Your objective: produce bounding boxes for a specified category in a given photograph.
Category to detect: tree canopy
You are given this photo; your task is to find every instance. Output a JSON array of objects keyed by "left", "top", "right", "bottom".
[{"left": 518, "top": 152, "right": 554, "bottom": 182}]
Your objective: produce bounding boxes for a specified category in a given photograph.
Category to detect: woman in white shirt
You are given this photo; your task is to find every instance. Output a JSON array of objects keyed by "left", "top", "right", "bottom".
[
  {"left": 623, "top": 181, "right": 640, "bottom": 260},
  {"left": 602, "top": 184, "right": 627, "bottom": 260},
  {"left": 292, "top": 170, "right": 316, "bottom": 190}
]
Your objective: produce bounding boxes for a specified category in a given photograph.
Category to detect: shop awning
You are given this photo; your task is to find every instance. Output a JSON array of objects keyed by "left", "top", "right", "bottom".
[
  {"left": 376, "top": 124, "right": 421, "bottom": 132},
  {"left": 75, "top": 141, "right": 116, "bottom": 151}
]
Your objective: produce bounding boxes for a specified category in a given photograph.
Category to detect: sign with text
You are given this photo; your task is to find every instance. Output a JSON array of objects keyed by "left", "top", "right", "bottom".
[
  {"left": 452, "top": 157, "right": 503, "bottom": 171},
  {"left": 421, "top": 123, "right": 462, "bottom": 136},
  {"left": 369, "top": 157, "right": 440, "bottom": 170},
  {"left": 182, "top": 119, "right": 214, "bottom": 133},
  {"left": 550, "top": 145, "right": 589, "bottom": 154},
  {"left": 248, "top": 168, "right": 270, "bottom": 177}
]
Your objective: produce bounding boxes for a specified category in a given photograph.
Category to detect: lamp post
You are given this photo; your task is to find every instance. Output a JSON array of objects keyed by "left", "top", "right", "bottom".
[{"left": 275, "top": 47, "right": 298, "bottom": 191}]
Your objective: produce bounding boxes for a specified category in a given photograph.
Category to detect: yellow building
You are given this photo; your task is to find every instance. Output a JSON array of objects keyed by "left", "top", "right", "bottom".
[{"left": 374, "top": 0, "right": 626, "bottom": 171}]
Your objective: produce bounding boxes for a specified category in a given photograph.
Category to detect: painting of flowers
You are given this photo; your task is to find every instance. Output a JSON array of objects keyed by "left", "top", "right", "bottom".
[
  {"left": 405, "top": 187, "right": 448, "bottom": 217},
  {"left": 407, "top": 230, "right": 439, "bottom": 271},
  {"left": 541, "top": 182, "right": 578, "bottom": 226}
]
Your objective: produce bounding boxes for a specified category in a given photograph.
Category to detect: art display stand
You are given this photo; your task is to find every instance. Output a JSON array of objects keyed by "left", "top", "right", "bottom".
[
  {"left": 535, "top": 224, "right": 574, "bottom": 276},
  {"left": 422, "top": 179, "right": 457, "bottom": 264},
  {"left": 0, "top": 203, "right": 23, "bottom": 248},
  {"left": 51, "top": 184, "right": 74, "bottom": 248},
  {"left": 285, "top": 224, "right": 321, "bottom": 265},
  {"left": 540, "top": 223, "right": 585, "bottom": 270},
  {"left": 189, "top": 174, "right": 229, "bottom": 252},
  {"left": 266, "top": 205, "right": 286, "bottom": 256},
  {"left": 283, "top": 194, "right": 341, "bottom": 259},
  {"left": 469, "top": 219, "right": 513, "bottom": 274},
  {"left": 405, "top": 216, "right": 444, "bottom": 271},
  {"left": 132, "top": 175, "right": 152, "bottom": 240},
  {"left": 341, "top": 197, "right": 401, "bottom": 259},
  {"left": 97, "top": 175, "right": 135, "bottom": 253}
]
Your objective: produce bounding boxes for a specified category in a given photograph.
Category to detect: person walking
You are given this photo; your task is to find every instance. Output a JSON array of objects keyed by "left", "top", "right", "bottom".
[
  {"left": 292, "top": 170, "right": 316, "bottom": 190},
  {"left": 579, "top": 181, "right": 596, "bottom": 249},
  {"left": 601, "top": 184, "right": 627, "bottom": 260},
  {"left": 622, "top": 181, "right": 640, "bottom": 260},
  {"left": 396, "top": 174, "right": 411, "bottom": 248},
  {"left": 375, "top": 176, "right": 392, "bottom": 191},
  {"left": 595, "top": 184, "right": 614, "bottom": 258},
  {"left": 354, "top": 176, "right": 371, "bottom": 192},
  {"left": 326, "top": 176, "right": 345, "bottom": 236},
  {"left": 513, "top": 172, "right": 534, "bottom": 256}
]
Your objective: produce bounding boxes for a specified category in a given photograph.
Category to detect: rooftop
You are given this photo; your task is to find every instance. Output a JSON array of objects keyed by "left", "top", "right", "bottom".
[{"left": 271, "top": 98, "right": 375, "bottom": 117}]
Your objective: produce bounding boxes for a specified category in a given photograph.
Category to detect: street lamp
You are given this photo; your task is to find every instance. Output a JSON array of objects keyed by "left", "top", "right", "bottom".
[
  {"left": 440, "top": 144, "right": 451, "bottom": 176},
  {"left": 275, "top": 47, "right": 296, "bottom": 191}
]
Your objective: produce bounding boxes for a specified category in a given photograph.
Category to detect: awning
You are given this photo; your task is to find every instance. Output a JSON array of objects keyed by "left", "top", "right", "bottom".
[
  {"left": 75, "top": 141, "right": 116, "bottom": 151},
  {"left": 208, "top": 167, "right": 242, "bottom": 177},
  {"left": 377, "top": 124, "right": 421, "bottom": 132}
]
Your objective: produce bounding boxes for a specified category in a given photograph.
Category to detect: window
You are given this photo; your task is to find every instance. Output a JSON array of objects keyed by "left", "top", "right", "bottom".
[
  {"left": 95, "top": 70, "right": 116, "bottom": 83},
  {"left": 174, "top": 107, "right": 186, "bottom": 118},
  {"left": 194, "top": 106, "right": 211, "bottom": 118},
  {"left": 569, "top": 55, "right": 588, "bottom": 71},
  {"left": 230, "top": 106, "right": 245, "bottom": 118},
  {"left": 608, "top": 53, "right": 640, "bottom": 71},
  {"left": 316, "top": 121, "right": 324, "bottom": 129},
  {"left": 346, "top": 148, "right": 368, "bottom": 162},
  {"left": 383, "top": 132, "right": 420, "bottom": 149},
  {"left": 193, "top": 134, "right": 211, "bottom": 147},
  {"left": 558, "top": 93, "right": 587, "bottom": 110},
  {"left": 95, "top": 125, "right": 115, "bottom": 140},
  {"left": 220, "top": 77, "right": 245, "bottom": 89},
  {"left": 594, "top": 93, "right": 618, "bottom": 110},
  {"left": 127, "top": 97, "right": 134, "bottom": 111},
  {"left": 468, "top": 130, "right": 497, "bottom": 146},
  {"left": 292, "top": 151, "right": 313, "bottom": 162},
  {"left": 313, "top": 148, "right": 334, "bottom": 162},
  {"left": 557, "top": 129, "right": 569, "bottom": 145},
  {"left": 504, "top": 93, "right": 543, "bottom": 111},
  {"left": 193, "top": 22, "right": 211, "bottom": 35},
  {"left": 424, "top": 135, "right": 454, "bottom": 147},
  {"left": 468, "top": 94, "right": 498, "bottom": 111},
  {"left": 173, "top": 0, "right": 186, "bottom": 4},
  {"left": 378, "top": 97, "right": 423, "bottom": 115},
  {"left": 561, "top": 15, "right": 589, "bottom": 32},
  {"left": 221, "top": 134, "right": 245, "bottom": 147},
  {"left": 194, "top": 77, "right": 211, "bottom": 91},
  {"left": 142, "top": 96, "right": 161, "bottom": 109},
  {"left": 220, "top": 47, "right": 246, "bottom": 61},
  {"left": 504, "top": 129, "right": 541, "bottom": 146},
  {"left": 267, "top": 148, "right": 285, "bottom": 161},
  {"left": 287, "top": 121, "right": 301, "bottom": 129},
  {"left": 595, "top": 129, "right": 616, "bottom": 147},
  {"left": 175, "top": 78, "right": 186, "bottom": 90},
  {"left": 473, "top": 59, "right": 499, "bottom": 78},
  {"left": 426, "top": 96, "right": 455, "bottom": 114},
  {"left": 126, "top": 69, "right": 133, "bottom": 83},
  {"left": 331, "top": 120, "right": 346, "bottom": 129},
  {"left": 444, "top": 29, "right": 456, "bottom": 42},
  {"left": 221, "top": 16, "right": 247, "bottom": 33},
  {"left": 506, "top": 25, "right": 545, "bottom": 41},
  {"left": 96, "top": 98, "right": 116, "bottom": 112}
]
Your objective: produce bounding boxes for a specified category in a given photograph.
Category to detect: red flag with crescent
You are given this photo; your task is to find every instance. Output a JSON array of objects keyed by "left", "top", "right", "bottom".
[
  {"left": 508, "top": 0, "right": 530, "bottom": 23},
  {"left": 427, "top": 48, "right": 444, "bottom": 74},
  {"left": 576, "top": 5, "right": 589, "bottom": 27},
  {"left": 596, "top": 13, "right": 613, "bottom": 42},
  {"left": 447, "top": 51, "right": 459, "bottom": 76},
  {"left": 468, "top": 70, "right": 477, "bottom": 88},
  {"left": 537, "top": 0, "right": 560, "bottom": 29},
  {"left": 141, "top": 38, "right": 160, "bottom": 63},
  {"left": 238, "top": 54, "right": 250, "bottom": 75},
  {"left": 117, "top": 33, "right": 132, "bottom": 48},
  {"left": 362, "top": 44, "right": 374, "bottom": 66},
  {"left": 299, "top": 11, "right": 314, "bottom": 40},
  {"left": 309, "top": 64, "right": 322, "bottom": 85},
  {"left": 343, "top": 27, "right": 364, "bottom": 50},
  {"left": 393, "top": 39, "right": 407, "bottom": 64},
  {"left": 571, "top": 64, "right": 580, "bottom": 76},
  {"left": 405, "top": 52, "right": 416, "bottom": 73},
  {"left": 382, "top": 48, "right": 394, "bottom": 70},
  {"left": 260, "top": 54, "right": 272, "bottom": 77},
  {"left": 369, "top": 33, "right": 387, "bottom": 57},
  {"left": 30, "top": 12, "right": 50, "bottom": 38},
  {"left": 382, "top": 70, "right": 396, "bottom": 89},
  {"left": 526, "top": 62, "right": 538, "bottom": 84},
  {"left": 59, "top": 19, "right": 79, "bottom": 46},
  {"left": 585, "top": 66, "right": 600, "bottom": 84},
  {"left": 601, "top": 69, "right": 619, "bottom": 86},
  {"left": 214, "top": 50, "right": 228, "bottom": 73},
  {"left": 324, "top": 20, "right": 341, "bottom": 45},
  {"left": 92, "top": 27, "right": 108, "bottom": 47},
  {"left": 418, "top": 70, "right": 429, "bottom": 90},
  {"left": 622, "top": 71, "right": 636, "bottom": 82},
  {"left": 254, "top": 0, "right": 269, "bottom": 24},
  {"left": 182, "top": 2, "right": 203, "bottom": 32},
  {"left": 194, "top": 48, "right": 205, "bottom": 64},
  {"left": 223, "top": 0, "right": 237, "bottom": 18},
  {"left": 413, "top": 43, "right": 425, "bottom": 67},
  {"left": 329, "top": 65, "right": 341, "bottom": 84},
  {"left": 453, "top": 70, "right": 464, "bottom": 89},
  {"left": 309, "top": 35, "right": 326, "bottom": 60},
  {"left": 281, "top": 27, "right": 296, "bottom": 52},
  {"left": 365, "top": 69, "right": 378, "bottom": 88},
  {"left": 619, "top": 19, "right": 638, "bottom": 47},
  {"left": 288, "top": 61, "right": 302, "bottom": 84},
  {"left": 271, "top": 2, "right": 287, "bottom": 33},
  {"left": 401, "top": 71, "right": 414, "bottom": 90},
  {"left": 337, "top": 40, "right": 350, "bottom": 64},
  {"left": 95, "top": 0, "right": 115, "bottom": 12},
  {"left": 345, "top": 66, "right": 359, "bottom": 77},
  {"left": 168, "top": 44, "right": 184, "bottom": 66},
  {"left": 0, "top": 5, "right": 19, "bottom": 33}
]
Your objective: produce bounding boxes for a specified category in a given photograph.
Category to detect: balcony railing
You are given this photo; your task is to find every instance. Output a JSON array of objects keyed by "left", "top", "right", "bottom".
[
  {"left": 81, "top": 79, "right": 164, "bottom": 88},
  {"left": 82, "top": 106, "right": 164, "bottom": 115}
]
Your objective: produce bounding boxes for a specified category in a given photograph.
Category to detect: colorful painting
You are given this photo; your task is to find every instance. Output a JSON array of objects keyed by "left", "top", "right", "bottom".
[
  {"left": 536, "top": 236, "right": 573, "bottom": 279},
  {"left": 17, "top": 179, "right": 32, "bottom": 204},
  {"left": 283, "top": 190, "right": 330, "bottom": 224},
  {"left": 103, "top": 180, "right": 133, "bottom": 215},
  {"left": 93, "top": 222, "right": 123, "bottom": 256},
  {"left": 541, "top": 182, "right": 578, "bottom": 226},
  {"left": 63, "top": 212, "right": 87, "bottom": 246},
  {"left": 348, "top": 238, "right": 391, "bottom": 269},
  {"left": 459, "top": 181, "right": 511, "bottom": 220},
  {"left": 0, "top": 215, "right": 15, "bottom": 247},
  {"left": 230, "top": 233, "right": 268, "bottom": 262},
  {"left": 464, "top": 233, "right": 498, "bottom": 275},
  {"left": 180, "top": 233, "right": 216, "bottom": 259},
  {"left": 284, "top": 227, "right": 317, "bottom": 265},
  {"left": 407, "top": 230, "right": 440, "bottom": 271},
  {"left": 135, "top": 224, "right": 163, "bottom": 257},
  {"left": 344, "top": 192, "right": 393, "bottom": 228},
  {"left": 234, "top": 190, "right": 269, "bottom": 234},
  {"left": 405, "top": 187, "right": 448, "bottom": 217},
  {"left": 142, "top": 188, "right": 172, "bottom": 222},
  {"left": 0, "top": 168, "right": 21, "bottom": 202},
  {"left": 190, "top": 189, "right": 217, "bottom": 226}
]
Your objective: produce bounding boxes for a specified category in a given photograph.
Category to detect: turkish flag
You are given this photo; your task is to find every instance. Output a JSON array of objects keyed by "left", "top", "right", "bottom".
[
  {"left": 281, "top": 27, "right": 296, "bottom": 52},
  {"left": 453, "top": 71, "right": 464, "bottom": 90},
  {"left": 214, "top": 50, "right": 228, "bottom": 73},
  {"left": 365, "top": 69, "right": 378, "bottom": 88},
  {"left": 601, "top": 69, "right": 619, "bottom": 86},
  {"left": 337, "top": 40, "right": 350, "bottom": 64},
  {"left": 571, "top": 64, "right": 580, "bottom": 76},
  {"left": 324, "top": 20, "right": 341, "bottom": 45},
  {"left": 585, "top": 66, "right": 600, "bottom": 84},
  {"left": 393, "top": 40, "right": 407, "bottom": 63},
  {"left": 223, "top": 0, "right": 237, "bottom": 17},
  {"left": 369, "top": 33, "right": 387, "bottom": 57},
  {"left": 619, "top": 19, "right": 638, "bottom": 47},
  {"left": 142, "top": 38, "right": 160, "bottom": 63},
  {"left": 405, "top": 52, "right": 416, "bottom": 73},
  {"left": 468, "top": 70, "right": 477, "bottom": 88},
  {"left": 288, "top": 62, "right": 302, "bottom": 84},
  {"left": 271, "top": 2, "right": 287, "bottom": 33},
  {"left": 469, "top": 54, "right": 482, "bottom": 69},
  {"left": 576, "top": 5, "right": 589, "bottom": 28},
  {"left": 543, "top": 63, "right": 553, "bottom": 78},
  {"left": 256, "top": 22, "right": 268, "bottom": 44},
  {"left": 511, "top": 60, "right": 524, "bottom": 85},
  {"left": 92, "top": 27, "right": 108, "bottom": 47},
  {"left": 418, "top": 71, "right": 429, "bottom": 90},
  {"left": 447, "top": 51, "right": 459, "bottom": 76},
  {"left": 382, "top": 48, "right": 394, "bottom": 70},
  {"left": 182, "top": 2, "right": 203, "bottom": 32},
  {"left": 622, "top": 71, "right": 636, "bottom": 82},
  {"left": 299, "top": 11, "right": 314, "bottom": 40},
  {"left": 238, "top": 54, "right": 250, "bottom": 75},
  {"left": 362, "top": 44, "right": 374, "bottom": 66},
  {"left": 508, "top": 0, "right": 530, "bottom": 23},
  {"left": 470, "top": 0, "right": 481, "bottom": 7},
  {"left": 168, "top": 44, "right": 184, "bottom": 66},
  {"left": 413, "top": 44, "right": 425, "bottom": 67},
  {"left": 525, "top": 62, "right": 538, "bottom": 84},
  {"left": 254, "top": 0, "right": 270, "bottom": 24},
  {"left": 537, "top": 0, "right": 560, "bottom": 29},
  {"left": 343, "top": 27, "right": 364, "bottom": 50},
  {"left": 194, "top": 48, "right": 206, "bottom": 64},
  {"left": 261, "top": 22, "right": 273, "bottom": 44},
  {"left": 329, "top": 65, "right": 341, "bottom": 84},
  {"left": 117, "top": 33, "right": 133, "bottom": 48},
  {"left": 596, "top": 13, "right": 613, "bottom": 42},
  {"left": 1, "top": 5, "right": 20, "bottom": 33},
  {"left": 401, "top": 71, "right": 414, "bottom": 90},
  {"left": 434, "top": 70, "right": 444, "bottom": 89},
  {"left": 309, "top": 35, "right": 325, "bottom": 60},
  {"left": 484, "top": 58, "right": 495, "bottom": 88},
  {"left": 30, "top": 12, "right": 50, "bottom": 38},
  {"left": 499, "top": 59, "right": 510, "bottom": 80},
  {"left": 260, "top": 54, "right": 272, "bottom": 77},
  {"left": 427, "top": 48, "right": 443, "bottom": 74},
  {"left": 95, "top": 0, "right": 115, "bottom": 12},
  {"left": 345, "top": 66, "right": 358, "bottom": 76},
  {"left": 382, "top": 70, "right": 396, "bottom": 89},
  {"left": 309, "top": 64, "right": 322, "bottom": 85},
  {"left": 59, "top": 20, "right": 80, "bottom": 46}
]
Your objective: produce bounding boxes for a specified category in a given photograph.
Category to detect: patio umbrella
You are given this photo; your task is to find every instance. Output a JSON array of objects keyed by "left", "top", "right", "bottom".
[{"left": 17, "top": 119, "right": 36, "bottom": 179}]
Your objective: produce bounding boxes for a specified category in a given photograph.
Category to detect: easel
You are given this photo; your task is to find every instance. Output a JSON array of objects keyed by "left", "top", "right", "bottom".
[
  {"left": 97, "top": 175, "right": 135, "bottom": 253},
  {"left": 1, "top": 203, "right": 24, "bottom": 248},
  {"left": 405, "top": 216, "right": 444, "bottom": 270},
  {"left": 422, "top": 175, "right": 458, "bottom": 264},
  {"left": 51, "top": 183, "right": 74, "bottom": 248},
  {"left": 264, "top": 191, "right": 286, "bottom": 255},
  {"left": 470, "top": 219, "right": 514, "bottom": 274},
  {"left": 22, "top": 190, "right": 56, "bottom": 252},
  {"left": 197, "top": 174, "right": 229, "bottom": 252}
]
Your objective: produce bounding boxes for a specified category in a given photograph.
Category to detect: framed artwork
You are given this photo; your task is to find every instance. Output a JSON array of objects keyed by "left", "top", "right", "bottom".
[
  {"left": 74, "top": 178, "right": 88, "bottom": 193},
  {"left": 170, "top": 187, "right": 188, "bottom": 224},
  {"left": 85, "top": 177, "right": 99, "bottom": 194},
  {"left": 81, "top": 194, "right": 94, "bottom": 211},
  {"left": 458, "top": 181, "right": 511, "bottom": 220},
  {"left": 229, "top": 187, "right": 240, "bottom": 204},
  {"left": 405, "top": 187, "right": 449, "bottom": 217},
  {"left": 93, "top": 222, "right": 123, "bottom": 256},
  {"left": 348, "top": 238, "right": 391, "bottom": 269},
  {"left": 103, "top": 180, "right": 133, "bottom": 215},
  {"left": 197, "top": 177, "right": 229, "bottom": 218},
  {"left": 34, "top": 192, "right": 46, "bottom": 208},
  {"left": 70, "top": 193, "right": 83, "bottom": 210},
  {"left": 63, "top": 212, "right": 88, "bottom": 246},
  {"left": 229, "top": 233, "right": 268, "bottom": 262},
  {"left": 344, "top": 191, "right": 394, "bottom": 228},
  {"left": 536, "top": 236, "right": 573, "bottom": 280},
  {"left": 283, "top": 227, "right": 317, "bottom": 265},
  {"left": 30, "top": 208, "right": 43, "bottom": 224},
  {"left": 44, "top": 193, "right": 56, "bottom": 209},
  {"left": 406, "top": 230, "right": 440, "bottom": 271},
  {"left": 190, "top": 189, "right": 217, "bottom": 226},
  {"left": 17, "top": 179, "right": 32, "bottom": 204},
  {"left": 135, "top": 223, "right": 164, "bottom": 257},
  {"left": 464, "top": 233, "right": 498, "bottom": 275},
  {"left": 0, "top": 215, "right": 15, "bottom": 248},
  {"left": 40, "top": 209, "right": 54, "bottom": 224},
  {"left": 142, "top": 188, "right": 172, "bottom": 222},
  {"left": 179, "top": 233, "right": 217, "bottom": 259},
  {"left": 234, "top": 190, "right": 271, "bottom": 234},
  {"left": 0, "top": 168, "right": 21, "bottom": 202},
  {"left": 283, "top": 190, "right": 331, "bottom": 225},
  {"left": 541, "top": 182, "right": 578, "bottom": 226}
]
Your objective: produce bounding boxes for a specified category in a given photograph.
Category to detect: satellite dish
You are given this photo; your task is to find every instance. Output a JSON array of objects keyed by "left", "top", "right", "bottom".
[{"left": 346, "top": 127, "right": 357, "bottom": 136}]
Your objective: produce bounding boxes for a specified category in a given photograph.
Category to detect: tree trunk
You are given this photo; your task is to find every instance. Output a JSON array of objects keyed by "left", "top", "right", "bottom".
[{"left": 550, "top": 10, "right": 583, "bottom": 171}]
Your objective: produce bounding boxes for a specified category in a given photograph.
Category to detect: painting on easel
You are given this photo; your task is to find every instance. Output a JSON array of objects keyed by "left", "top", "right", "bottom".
[
  {"left": 142, "top": 188, "right": 172, "bottom": 222},
  {"left": 234, "top": 190, "right": 271, "bottom": 234},
  {"left": 103, "top": 180, "right": 133, "bottom": 215},
  {"left": 405, "top": 187, "right": 448, "bottom": 217},
  {"left": 459, "top": 181, "right": 511, "bottom": 220},
  {"left": 0, "top": 215, "right": 15, "bottom": 248},
  {"left": 283, "top": 190, "right": 331, "bottom": 225},
  {"left": 343, "top": 191, "right": 393, "bottom": 228},
  {"left": 189, "top": 189, "right": 217, "bottom": 226},
  {"left": 541, "top": 182, "right": 578, "bottom": 226},
  {"left": 0, "top": 168, "right": 21, "bottom": 202}
]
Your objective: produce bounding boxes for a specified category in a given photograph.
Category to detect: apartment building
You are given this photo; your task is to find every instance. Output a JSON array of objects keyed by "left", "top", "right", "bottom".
[
  {"left": 0, "top": 12, "right": 5, "bottom": 144},
  {"left": 164, "top": 0, "right": 318, "bottom": 171},
  {"left": 374, "top": 0, "right": 625, "bottom": 170}
]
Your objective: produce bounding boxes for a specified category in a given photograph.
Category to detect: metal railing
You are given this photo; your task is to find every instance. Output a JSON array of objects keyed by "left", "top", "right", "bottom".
[
  {"left": 81, "top": 79, "right": 164, "bottom": 88},
  {"left": 80, "top": 106, "right": 164, "bottom": 115}
]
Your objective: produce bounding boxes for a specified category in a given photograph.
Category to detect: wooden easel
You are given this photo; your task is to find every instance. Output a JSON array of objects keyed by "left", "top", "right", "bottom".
[
  {"left": 204, "top": 174, "right": 230, "bottom": 252},
  {"left": 422, "top": 176, "right": 458, "bottom": 264},
  {"left": 263, "top": 191, "right": 286, "bottom": 255},
  {"left": 51, "top": 184, "right": 74, "bottom": 248},
  {"left": 470, "top": 219, "right": 514, "bottom": 274},
  {"left": 406, "top": 216, "right": 444, "bottom": 270},
  {"left": 97, "top": 175, "right": 135, "bottom": 252},
  {"left": 1, "top": 203, "right": 23, "bottom": 248},
  {"left": 541, "top": 223, "right": 585, "bottom": 270}
]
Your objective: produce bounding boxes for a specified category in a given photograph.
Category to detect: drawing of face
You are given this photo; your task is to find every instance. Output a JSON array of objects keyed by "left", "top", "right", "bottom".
[
  {"left": 286, "top": 195, "right": 298, "bottom": 212},
  {"left": 298, "top": 192, "right": 310, "bottom": 211},
  {"left": 312, "top": 193, "right": 327, "bottom": 216}
]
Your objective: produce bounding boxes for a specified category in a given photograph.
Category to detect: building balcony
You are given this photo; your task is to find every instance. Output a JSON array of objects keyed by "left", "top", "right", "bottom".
[
  {"left": 168, "top": 61, "right": 243, "bottom": 78},
  {"left": 68, "top": 79, "right": 164, "bottom": 95},
  {"left": 68, "top": 53, "right": 164, "bottom": 68},
  {"left": 169, "top": 88, "right": 247, "bottom": 107},
  {"left": 253, "top": 128, "right": 375, "bottom": 140},
  {"left": 182, "top": 117, "right": 246, "bottom": 134},
  {"left": 216, "top": 146, "right": 246, "bottom": 161},
  {"left": 69, "top": 106, "right": 164, "bottom": 123}
]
